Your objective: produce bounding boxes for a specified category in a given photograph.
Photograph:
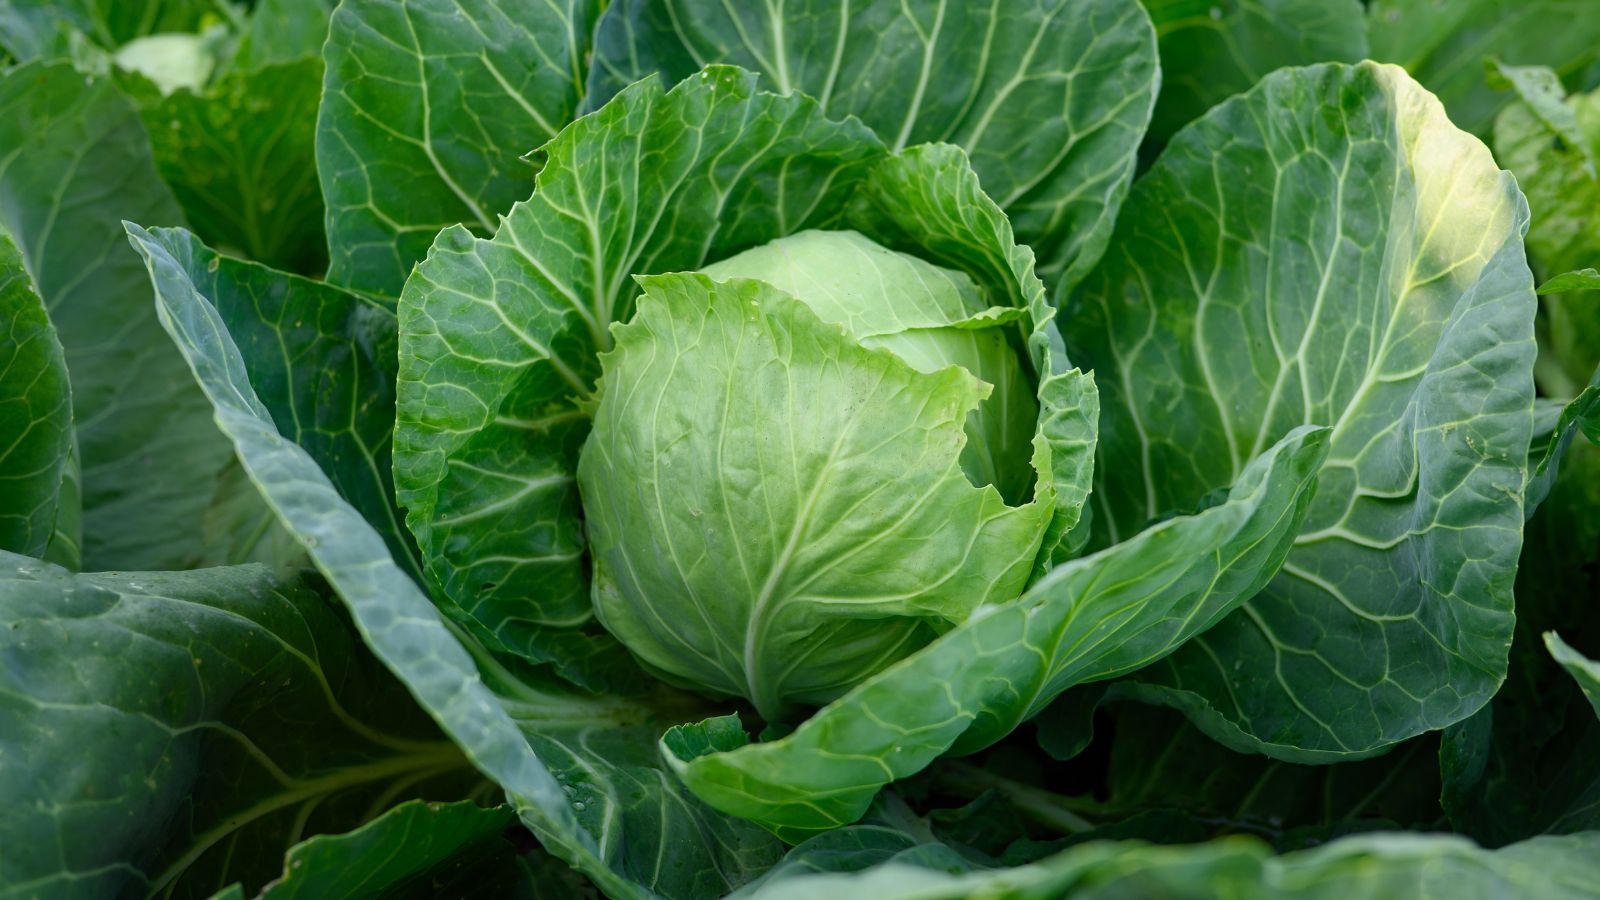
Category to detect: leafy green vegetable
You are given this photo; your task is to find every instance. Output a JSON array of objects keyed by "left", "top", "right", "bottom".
[{"left": 0, "top": 228, "right": 73, "bottom": 562}]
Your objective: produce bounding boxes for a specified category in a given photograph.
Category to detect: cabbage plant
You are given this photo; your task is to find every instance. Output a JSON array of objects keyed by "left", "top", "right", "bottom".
[
  {"left": 131, "top": 60, "right": 1331, "bottom": 858},
  {"left": 3, "top": 1, "right": 1600, "bottom": 898}
]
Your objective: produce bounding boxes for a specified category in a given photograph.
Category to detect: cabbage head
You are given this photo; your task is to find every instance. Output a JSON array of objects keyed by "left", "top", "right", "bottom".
[{"left": 578, "top": 230, "right": 1055, "bottom": 718}]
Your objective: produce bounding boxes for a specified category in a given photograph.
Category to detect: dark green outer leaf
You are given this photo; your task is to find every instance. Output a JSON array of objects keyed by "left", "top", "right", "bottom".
[
  {"left": 317, "top": 0, "right": 603, "bottom": 298},
  {"left": 1548, "top": 633, "right": 1600, "bottom": 723},
  {"left": 0, "top": 553, "right": 467, "bottom": 900},
  {"left": 584, "top": 0, "right": 1159, "bottom": 293},
  {"left": 128, "top": 221, "right": 625, "bottom": 895},
  {"left": 1440, "top": 441, "right": 1600, "bottom": 846},
  {"left": 395, "top": 68, "right": 883, "bottom": 656},
  {"left": 1069, "top": 62, "right": 1536, "bottom": 760},
  {"left": 235, "top": 800, "right": 521, "bottom": 900},
  {"left": 196, "top": 439, "right": 308, "bottom": 568},
  {"left": 0, "top": 228, "right": 73, "bottom": 561},
  {"left": 1031, "top": 702, "right": 1445, "bottom": 844},
  {"left": 666, "top": 425, "right": 1328, "bottom": 841},
  {"left": 129, "top": 226, "right": 421, "bottom": 585},
  {"left": 132, "top": 221, "right": 788, "bottom": 900},
  {"left": 1141, "top": 0, "right": 1368, "bottom": 148},
  {"left": 0, "top": 61, "right": 257, "bottom": 570}
]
